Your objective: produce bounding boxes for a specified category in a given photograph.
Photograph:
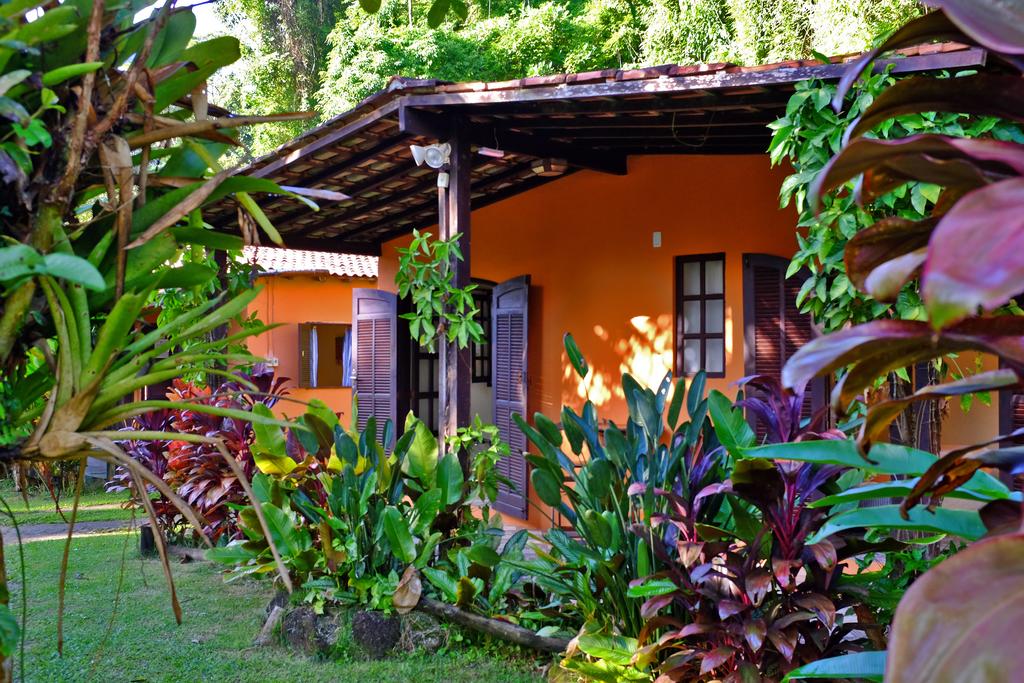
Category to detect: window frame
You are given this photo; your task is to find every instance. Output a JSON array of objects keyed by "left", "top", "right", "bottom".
[
  {"left": 298, "top": 321, "right": 353, "bottom": 389},
  {"left": 471, "top": 287, "right": 492, "bottom": 386},
  {"left": 674, "top": 253, "right": 726, "bottom": 378}
]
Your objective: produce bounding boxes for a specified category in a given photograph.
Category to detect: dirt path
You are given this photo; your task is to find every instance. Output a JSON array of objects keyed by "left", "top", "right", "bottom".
[{"left": 1, "top": 519, "right": 133, "bottom": 544}]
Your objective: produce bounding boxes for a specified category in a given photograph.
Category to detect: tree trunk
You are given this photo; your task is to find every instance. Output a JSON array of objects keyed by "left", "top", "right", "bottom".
[{"left": 415, "top": 596, "right": 569, "bottom": 654}]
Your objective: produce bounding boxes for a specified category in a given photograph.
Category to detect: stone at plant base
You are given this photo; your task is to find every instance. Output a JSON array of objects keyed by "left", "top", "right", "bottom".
[
  {"left": 280, "top": 605, "right": 344, "bottom": 655},
  {"left": 351, "top": 610, "right": 401, "bottom": 659},
  {"left": 398, "top": 611, "right": 447, "bottom": 653},
  {"left": 281, "top": 606, "right": 318, "bottom": 654},
  {"left": 265, "top": 590, "right": 289, "bottom": 618}
]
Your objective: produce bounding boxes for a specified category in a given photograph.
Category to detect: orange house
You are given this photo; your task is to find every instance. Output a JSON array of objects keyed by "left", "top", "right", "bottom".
[
  {"left": 213, "top": 44, "right": 1010, "bottom": 528},
  {"left": 241, "top": 246, "right": 378, "bottom": 421}
]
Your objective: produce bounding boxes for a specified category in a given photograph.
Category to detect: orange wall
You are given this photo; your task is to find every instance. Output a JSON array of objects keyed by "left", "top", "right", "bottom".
[
  {"left": 382, "top": 155, "right": 797, "bottom": 424},
  {"left": 379, "top": 154, "right": 1001, "bottom": 525},
  {"left": 246, "top": 273, "right": 376, "bottom": 421},
  {"left": 381, "top": 155, "right": 799, "bottom": 526}
]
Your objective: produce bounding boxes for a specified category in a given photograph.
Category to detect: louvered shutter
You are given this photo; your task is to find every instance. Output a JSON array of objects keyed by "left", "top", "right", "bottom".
[
  {"left": 1000, "top": 383, "right": 1024, "bottom": 492},
  {"left": 492, "top": 275, "right": 530, "bottom": 519},
  {"left": 352, "top": 289, "right": 397, "bottom": 449},
  {"left": 743, "top": 254, "right": 826, "bottom": 440},
  {"left": 298, "top": 323, "right": 313, "bottom": 389}
]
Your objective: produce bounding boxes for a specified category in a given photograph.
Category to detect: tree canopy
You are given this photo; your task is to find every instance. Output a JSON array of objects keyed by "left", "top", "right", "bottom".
[{"left": 213, "top": 0, "right": 924, "bottom": 157}]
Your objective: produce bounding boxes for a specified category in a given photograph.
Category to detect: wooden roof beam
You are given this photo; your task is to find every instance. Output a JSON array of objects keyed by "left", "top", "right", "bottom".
[{"left": 400, "top": 106, "right": 627, "bottom": 175}]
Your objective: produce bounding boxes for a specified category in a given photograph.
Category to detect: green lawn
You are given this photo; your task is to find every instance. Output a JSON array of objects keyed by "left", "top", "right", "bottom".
[
  {"left": 0, "top": 482, "right": 132, "bottom": 526},
  {"left": 8, "top": 532, "right": 548, "bottom": 682}
]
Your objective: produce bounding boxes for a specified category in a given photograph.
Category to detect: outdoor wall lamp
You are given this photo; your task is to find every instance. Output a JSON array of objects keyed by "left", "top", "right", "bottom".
[{"left": 410, "top": 143, "right": 452, "bottom": 188}]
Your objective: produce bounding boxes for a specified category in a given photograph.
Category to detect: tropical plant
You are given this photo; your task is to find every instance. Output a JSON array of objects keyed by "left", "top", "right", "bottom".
[
  {"left": 0, "top": 1, "right": 324, "bottom": 674},
  {"left": 209, "top": 407, "right": 509, "bottom": 614},
  {"left": 111, "top": 366, "right": 289, "bottom": 543},
  {"left": 511, "top": 334, "right": 721, "bottom": 641},
  {"left": 761, "top": 2, "right": 1024, "bottom": 679}
]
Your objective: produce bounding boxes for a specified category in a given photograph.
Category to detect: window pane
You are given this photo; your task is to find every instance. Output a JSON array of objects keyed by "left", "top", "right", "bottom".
[
  {"left": 683, "top": 339, "right": 701, "bottom": 374},
  {"left": 683, "top": 301, "right": 702, "bottom": 333},
  {"left": 706, "top": 338, "right": 724, "bottom": 374},
  {"left": 683, "top": 262, "right": 701, "bottom": 295},
  {"left": 705, "top": 259, "right": 724, "bottom": 295},
  {"left": 706, "top": 299, "right": 724, "bottom": 334}
]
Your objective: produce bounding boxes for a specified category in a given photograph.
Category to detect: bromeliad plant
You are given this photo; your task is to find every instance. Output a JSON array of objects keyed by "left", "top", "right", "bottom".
[{"left": 0, "top": 0, "right": 330, "bottom": 671}]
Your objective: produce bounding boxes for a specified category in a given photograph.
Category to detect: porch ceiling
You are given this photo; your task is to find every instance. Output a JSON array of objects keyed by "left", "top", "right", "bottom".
[{"left": 204, "top": 44, "right": 988, "bottom": 255}]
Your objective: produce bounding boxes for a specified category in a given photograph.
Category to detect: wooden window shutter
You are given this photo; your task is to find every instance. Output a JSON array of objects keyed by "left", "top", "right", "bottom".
[
  {"left": 298, "top": 323, "right": 312, "bottom": 389},
  {"left": 352, "top": 289, "right": 398, "bottom": 449},
  {"left": 742, "top": 254, "right": 826, "bottom": 440},
  {"left": 492, "top": 275, "right": 530, "bottom": 519},
  {"left": 999, "top": 379, "right": 1024, "bottom": 492}
]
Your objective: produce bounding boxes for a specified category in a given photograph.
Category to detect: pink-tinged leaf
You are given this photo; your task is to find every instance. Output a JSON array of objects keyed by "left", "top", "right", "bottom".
[
  {"left": 657, "top": 623, "right": 711, "bottom": 646},
  {"left": 795, "top": 593, "right": 837, "bottom": 629},
  {"left": 745, "top": 569, "right": 772, "bottom": 606},
  {"left": 744, "top": 618, "right": 767, "bottom": 652},
  {"left": 772, "top": 559, "right": 800, "bottom": 590},
  {"left": 864, "top": 247, "right": 927, "bottom": 302},
  {"left": 844, "top": 216, "right": 935, "bottom": 290},
  {"left": 847, "top": 75, "right": 1024, "bottom": 142},
  {"left": 767, "top": 627, "right": 797, "bottom": 662},
  {"left": 927, "top": 0, "right": 1024, "bottom": 55},
  {"left": 627, "top": 482, "right": 647, "bottom": 496},
  {"left": 979, "top": 499, "right": 1021, "bottom": 537},
  {"left": 832, "top": 11, "right": 967, "bottom": 111},
  {"left": 807, "top": 538, "right": 838, "bottom": 570},
  {"left": 774, "top": 610, "right": 816, "bottom": 629},
  {"left": 923, "top": 177, "right": 1024, "bottom": 329},
  {"left": 700, "top": 646, "right": 737, "bottom": 675},
  {"left": 782, "top": 318, "right": 1024, "bottom": 410},
  {"left": 887, "top": 533, "right": 1024, "bottom": 682},
  {"left": 860, "top": 369, "right": 1020, "bottom": 446},
  {"left": 811, "top": 134, "right": 1024, "bottom": 209},
  {"left": 695, "top": 482, "right": 732, "bottom": 501},
  {"left": 717, "top": 599, "right": 747, "bottom": 620},
  {"left": 641, "top": 592, "right": 675, "bottom": 619},
  {"left": 678, "top": 541, "right": 704, "bottom": 569}
]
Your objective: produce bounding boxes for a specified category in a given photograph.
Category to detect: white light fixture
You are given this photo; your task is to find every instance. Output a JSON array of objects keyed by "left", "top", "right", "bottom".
[
  {"left": 410, "top": 143, "right": 452, "bottom": 188},
  {"left": 410, "top": 142, "right": 451, "bottom": 169},
  {"left": 477, "top": 146, "right": 505, "bottom": 159},
  {"left": 531, "top": 158, "right": 568, "bottom": 177}
]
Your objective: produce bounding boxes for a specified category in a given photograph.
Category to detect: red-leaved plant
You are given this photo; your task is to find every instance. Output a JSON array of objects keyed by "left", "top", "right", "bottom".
[
  {"left": 629, "top": 384, "right": 876, "bottom": 681},
  {"left": 115, "top": 366, "right": 288, "bottom": 541}
]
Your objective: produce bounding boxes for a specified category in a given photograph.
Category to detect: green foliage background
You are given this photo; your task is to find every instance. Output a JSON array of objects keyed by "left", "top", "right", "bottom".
[{"left": 213, "top": 0, "right": 924, "bottom": 157}]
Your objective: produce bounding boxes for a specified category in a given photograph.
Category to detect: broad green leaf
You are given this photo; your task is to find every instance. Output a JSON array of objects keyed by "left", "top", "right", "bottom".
[
  {"left": 809, "top": 504, "right": 986, "bottom": 544},
  {"left": 563, "top": 332, "right": 589, "bottom": 379},
  {"left": 783, "top": 651, "right": 886, "bottom": 681},
  {"left": 467, "top": 544, "right": 500, "bottom": 568},
  {"left": 402, "top": 414, "right": 438, "bottom": 483},
  {"left": 427, "top": 0, "right": 450, "bottom": 28},
  {"left": 577, "top": 634, "right": 638, "bottom": 666},
  {"left": 0, "top": 69, "right": 29, "bottom": 96},
  {"left": 383, "top": 505, "right": 416, "bottom": 564},
  {"left": 626, "top": 578, "right": 676, "bottom": 598},
  {"left": 709, "top": 389, "right": 754, "bottom": 454},
  {"left": 531, "top": 467, "right": 562, "bottom": 507},
  {"left": 436, "top": 452, "right": 463, "bottom": 506},
  {"left": 206, "top": 541, "right": 257, "bottom": 566},
  {"left": 41, "top": 61, "right": 102, "bottom": 87},
  {"left": 41, "top": 253, "right": 105, "bottom": 290}
]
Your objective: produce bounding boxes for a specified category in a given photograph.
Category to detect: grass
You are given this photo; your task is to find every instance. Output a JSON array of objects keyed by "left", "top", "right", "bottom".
[
  {"left": 7, "top": 532, "right": 549, "bottom": 682},
  {"left": 0, "top": 482, "right": 132, "bottom": 526}
]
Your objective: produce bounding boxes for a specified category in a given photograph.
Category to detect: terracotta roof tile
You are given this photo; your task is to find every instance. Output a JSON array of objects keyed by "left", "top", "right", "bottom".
[{"left": 241, "top": 246, "right": 378, "bottom": 279}]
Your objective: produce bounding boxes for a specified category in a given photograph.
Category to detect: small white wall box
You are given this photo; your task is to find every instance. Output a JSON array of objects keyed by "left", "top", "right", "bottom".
[
  {"left": 652, "top": 231, "right": 662, "bottom": 248},
  {"left": 265, "top": 356, "right": 280, "bottom": 367}
]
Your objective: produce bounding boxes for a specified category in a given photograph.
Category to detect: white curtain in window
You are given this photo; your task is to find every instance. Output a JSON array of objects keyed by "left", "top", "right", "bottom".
[{"left": 309, "top": 325, "right": 319, "bottom": 388}]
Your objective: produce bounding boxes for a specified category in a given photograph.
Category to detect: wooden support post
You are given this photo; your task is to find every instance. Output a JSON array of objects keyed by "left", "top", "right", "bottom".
[{"left": 437, "top": 119, "right": 472, "bottom": 459}]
